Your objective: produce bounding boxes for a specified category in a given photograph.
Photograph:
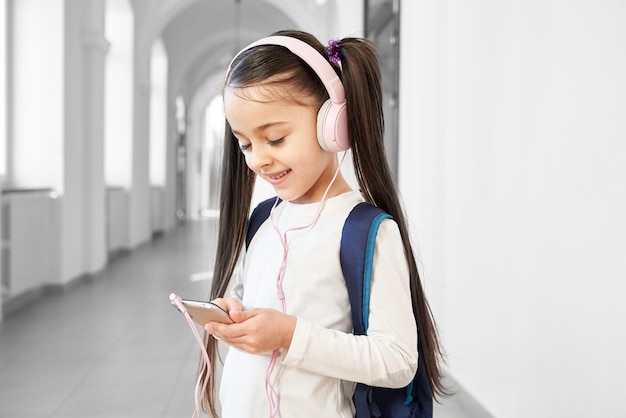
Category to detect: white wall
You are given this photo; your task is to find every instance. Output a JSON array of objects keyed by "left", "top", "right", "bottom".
[
  {"left": 62, "top": 0, "right": 87, "bottom": 283},
  {"left": 61, "top": 0, "right": 108, "bottom": 283},
  {"left": 400, "top": 1, "right": 626, "bottom": 417},
  {"left": 130, "top": 68, "right": 152, "bottom": 248}
]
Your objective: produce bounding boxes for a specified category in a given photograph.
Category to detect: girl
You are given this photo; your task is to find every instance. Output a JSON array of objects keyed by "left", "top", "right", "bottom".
[{"left": 202, "top": 30, "right": 445, "bottom": 417}]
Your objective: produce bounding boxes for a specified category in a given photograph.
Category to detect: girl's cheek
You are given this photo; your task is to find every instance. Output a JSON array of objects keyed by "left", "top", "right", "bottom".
[{"left": 243, "top": 155, "right": 255, "bottom": 170}]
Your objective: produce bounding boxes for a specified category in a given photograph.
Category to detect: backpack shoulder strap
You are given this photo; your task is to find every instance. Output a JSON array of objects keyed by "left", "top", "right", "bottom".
[
  {"left": 246, "top": 197, "right": 280, "bottom": 249},
  {"left": 340, "top": 202, "right": 392, "bottom": 335}
]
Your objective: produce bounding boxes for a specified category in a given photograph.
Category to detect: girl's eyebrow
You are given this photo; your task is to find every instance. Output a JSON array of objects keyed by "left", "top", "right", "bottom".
[{"left": 232, "top": 121, "right": 288, "bottom": 137}]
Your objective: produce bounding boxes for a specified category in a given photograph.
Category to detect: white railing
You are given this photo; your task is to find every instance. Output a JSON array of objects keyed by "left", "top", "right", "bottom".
[{"left": 1, "top": 189, "right": 61, "bottom": 299}]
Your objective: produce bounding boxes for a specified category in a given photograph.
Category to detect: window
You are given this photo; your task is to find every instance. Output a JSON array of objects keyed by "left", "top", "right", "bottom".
[
  {"left": 11, "top": 0, "right": 64, "bottom": 189},
  {"left": 105, "top": 0, "right": 134, "bottom": 188},
  {"left": 150, "top": 38, "right": 167, "bottom": 187},
  {"left": 0, "top": 0, "right": 6, "bottom": 178}
]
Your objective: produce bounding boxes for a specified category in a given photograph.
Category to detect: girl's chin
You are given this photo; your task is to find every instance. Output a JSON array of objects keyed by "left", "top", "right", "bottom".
[
  {"left": 273, "top": 190, "right": 301, "bottom": 203},
  {"left": 273, "top": 190, "right": 295, "bottom": 202},
  {"left": 277, "top": 192, "right": 323, "bottom": 205}
]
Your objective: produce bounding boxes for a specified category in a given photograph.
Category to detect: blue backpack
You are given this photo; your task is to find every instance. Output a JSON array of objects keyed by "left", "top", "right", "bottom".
[{"left": 246, "top": 197, "right": 433, "bottom": 418}]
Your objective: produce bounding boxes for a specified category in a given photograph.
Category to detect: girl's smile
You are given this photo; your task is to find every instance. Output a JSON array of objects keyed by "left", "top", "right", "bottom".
[{"left": 266, "top": 169, "right": 291, "bottom": 185}]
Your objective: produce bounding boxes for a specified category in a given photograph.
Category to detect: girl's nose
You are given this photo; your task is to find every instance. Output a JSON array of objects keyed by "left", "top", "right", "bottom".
[{"left": 247, "top": 147, "right": 272, "bottom": 171}]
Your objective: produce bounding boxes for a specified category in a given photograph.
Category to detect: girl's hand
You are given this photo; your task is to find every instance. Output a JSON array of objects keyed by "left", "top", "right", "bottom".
[{"left": 204, "top": 308, "right": 296, "bottom": 355}]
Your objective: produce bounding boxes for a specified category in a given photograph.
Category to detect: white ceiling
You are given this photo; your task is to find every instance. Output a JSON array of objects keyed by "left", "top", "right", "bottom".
[{"left": 130, "top": 0, "right": 341, "bottom": 103}]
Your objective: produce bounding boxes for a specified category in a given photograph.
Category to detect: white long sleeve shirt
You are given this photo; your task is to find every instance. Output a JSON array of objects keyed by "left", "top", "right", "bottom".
[{"left": 219, "top": 191, "right": 418, "bottom": 417}]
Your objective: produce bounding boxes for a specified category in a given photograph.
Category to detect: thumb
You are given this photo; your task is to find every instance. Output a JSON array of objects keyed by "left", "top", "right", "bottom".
[{"left": 228, "top": 309, "right": 249, "bottom": 323}]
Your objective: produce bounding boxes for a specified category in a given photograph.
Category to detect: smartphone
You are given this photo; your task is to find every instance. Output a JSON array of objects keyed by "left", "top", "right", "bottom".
[{"left": 172, "top": 298, "right": 234, "bottom": 325}]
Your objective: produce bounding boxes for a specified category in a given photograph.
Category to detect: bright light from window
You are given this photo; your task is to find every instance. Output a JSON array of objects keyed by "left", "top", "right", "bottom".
[
  {"left": 205, "top": 95, "right": 224, "bottom": 151},
  {"left": 105, "top": 0, "right": 133, "bottom": 188},
  {"left": 175, "top": 96, "right": 186, "bottom": 135},
  {"left": 0, "top": 0, "right": 6, "bottom": 178},
  {"left": 200, "top": 95, "right": 224, "bottom": 214},
  {"left": 12, "top": 0, "right": 64, "bottom": 190},
  {"left": 150, "top": 38, "right": 167, "bottom": 187}
]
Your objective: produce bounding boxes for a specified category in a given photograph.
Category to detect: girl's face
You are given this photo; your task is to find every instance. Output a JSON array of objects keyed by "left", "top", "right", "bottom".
[{"left": 224, "top": 85, "right": 346, "bottom": 204}]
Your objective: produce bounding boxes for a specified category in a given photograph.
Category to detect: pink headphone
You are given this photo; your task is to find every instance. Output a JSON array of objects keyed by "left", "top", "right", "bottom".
[{"left": 230, "top": 35, "right": 350, "bottom": 153}]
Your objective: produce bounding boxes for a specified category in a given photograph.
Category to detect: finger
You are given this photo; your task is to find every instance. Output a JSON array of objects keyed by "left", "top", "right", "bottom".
[
  {"left": 205, "top": 321, "right": 244, "bottom": 342},
  {"left": 228, "top": 309, "right": 249, "bottom": 323},
  {"left": 204, "top": 321, "right": 223, "bottom": 336},
  {"left": 222, "top": 298, "right": 245, "bottom": 312}
]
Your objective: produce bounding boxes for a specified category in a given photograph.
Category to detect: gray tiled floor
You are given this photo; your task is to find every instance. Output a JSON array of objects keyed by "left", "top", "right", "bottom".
[{"left": 0, "top": 219, "right": 477, "bottom": 417}]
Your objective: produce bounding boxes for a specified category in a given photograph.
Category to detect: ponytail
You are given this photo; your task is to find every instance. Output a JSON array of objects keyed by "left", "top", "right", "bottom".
[{"left": 340, "top": 37, "right": 447, "bottom": 398}]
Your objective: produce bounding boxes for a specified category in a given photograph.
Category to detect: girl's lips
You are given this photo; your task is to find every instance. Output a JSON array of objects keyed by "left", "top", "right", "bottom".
[{"left": 267, "top": 169, "right": 291, "bottom": 185}]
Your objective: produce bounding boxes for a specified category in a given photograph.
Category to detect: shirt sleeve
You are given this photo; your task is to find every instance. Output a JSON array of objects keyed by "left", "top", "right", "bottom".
[{"left": 281, "top": 219, "right": 418, "bottom": 388}]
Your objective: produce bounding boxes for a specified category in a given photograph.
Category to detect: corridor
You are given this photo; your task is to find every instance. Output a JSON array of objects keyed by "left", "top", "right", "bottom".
[{"left": 0, "top": 220, "right": 215, "bottom": 417}]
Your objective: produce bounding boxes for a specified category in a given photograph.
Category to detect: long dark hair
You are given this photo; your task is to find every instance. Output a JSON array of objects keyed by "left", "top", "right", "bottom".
[{"left": 202, "top": 29, "right": 445, "bottom": 416}]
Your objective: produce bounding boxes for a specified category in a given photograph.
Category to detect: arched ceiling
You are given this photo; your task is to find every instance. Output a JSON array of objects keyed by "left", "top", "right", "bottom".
[
  {"left": 130, "top": 0, "right": 340, "bottom": 105},
  {"left": 160, "top": 0, "right": 297, "bottom": 99}
]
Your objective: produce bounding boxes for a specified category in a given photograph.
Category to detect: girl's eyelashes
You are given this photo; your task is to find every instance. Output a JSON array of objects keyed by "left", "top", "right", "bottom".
[
  {"left": 268, "top": 138, "right": 285, "bottom": 147},
  {"left": 238, "top": 137, "right": 285, "bottom": 153}
]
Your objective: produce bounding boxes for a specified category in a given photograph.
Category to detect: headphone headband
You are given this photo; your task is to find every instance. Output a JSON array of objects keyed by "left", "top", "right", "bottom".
[
  {"left": 236, "top": 36, "right": 346, "bottom": 104},
  {"left": 228, "top": 35, "right": 350, "bottom": 152}
]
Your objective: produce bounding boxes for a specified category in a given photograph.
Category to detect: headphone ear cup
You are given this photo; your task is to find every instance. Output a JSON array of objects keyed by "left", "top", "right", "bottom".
[{"left": 317, "top": 99, "right": 350, "bottom": 152}]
